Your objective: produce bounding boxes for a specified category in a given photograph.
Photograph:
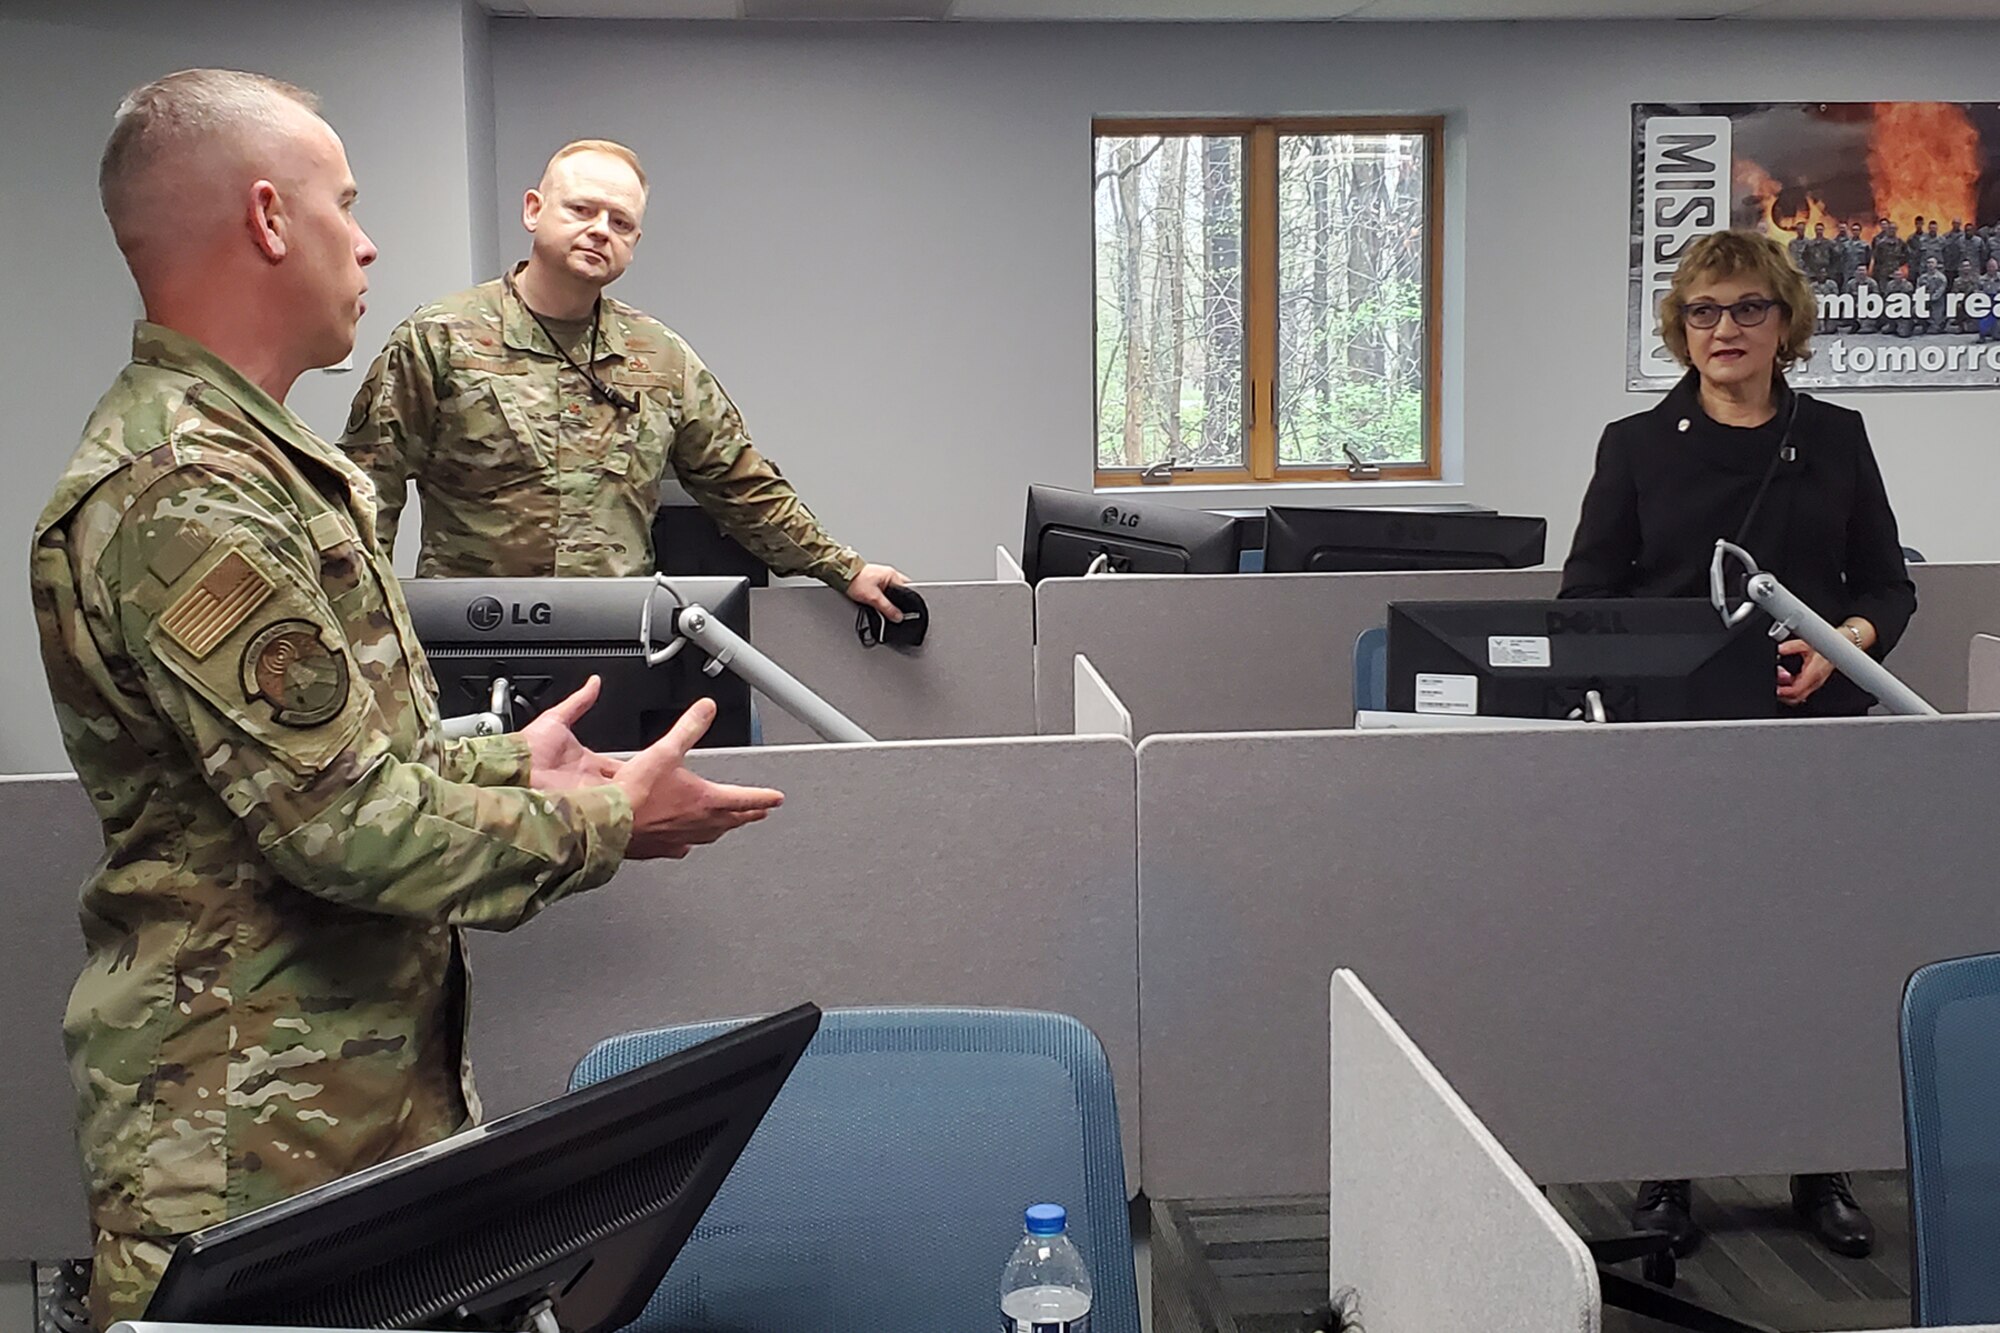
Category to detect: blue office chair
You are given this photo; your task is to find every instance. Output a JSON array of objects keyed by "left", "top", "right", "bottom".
[
  {"left": 1901, "top": 952, "right": 2000, "bottom": 1325},
  {"left": 1903, "top": 545, "right": 1927, "bottom": 564},
  {"left": 570, "top": 1007, "right": 1140, "bottom": 1333},
  {"left": 1353, "top": 626, "right": 1388, "bottom": 714}
]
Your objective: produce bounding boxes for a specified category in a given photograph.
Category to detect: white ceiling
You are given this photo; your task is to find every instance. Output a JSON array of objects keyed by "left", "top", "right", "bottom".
[{"left": 485, "top": 0, "right": 2000, "bottom": 20}]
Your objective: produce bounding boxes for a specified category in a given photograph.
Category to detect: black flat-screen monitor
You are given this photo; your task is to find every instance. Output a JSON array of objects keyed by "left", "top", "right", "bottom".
[
  {"left": 653, "top": 501, "right": 770, "bottom": 587},
  {"left": 1021, "top": 485, "right": 1240, "bottom": 583},
  {"left": 1385, "top": 598, "right": 1777, "bottom": 723},
  {"left": 403, "top": 576, "right": 752, "bottom": 752},
  {"left": 1262, "top": 506, "right": 1546, "bottom": 573},
  {"left": 144, "top": 1003, "right": 821, "bottom": 1333}
]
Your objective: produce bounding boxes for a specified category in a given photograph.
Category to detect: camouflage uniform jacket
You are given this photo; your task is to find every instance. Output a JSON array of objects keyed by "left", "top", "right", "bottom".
[
  {"left": 339, "top": 273, "right": 862, "bottom": 585},
  {"left": 31, "top": 325, "right": 634, "bottom": 1312}
]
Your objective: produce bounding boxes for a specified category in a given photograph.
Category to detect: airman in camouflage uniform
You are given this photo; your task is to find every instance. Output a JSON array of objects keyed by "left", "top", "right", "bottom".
[
  {"left": 1919, "top": 257, "right": 1949, "bottom": 335},
  {"left": 42, "top": 73, "right": 780, "bottom": 1326},
  {"left": 1886, "top": 268, "right": 1917, "bottom": 339},
  {"left": 341, "top": 272, "right": 857, "bottom": 582},
  {"left": 341, "top": 139, "right": 909, "bottom": 619},
  {"left": 1950, "top": 261, "right": 1979, "bottom": 335},
  {"left": 1870, "top": 220, "right": 1907, "bottom": 286}
]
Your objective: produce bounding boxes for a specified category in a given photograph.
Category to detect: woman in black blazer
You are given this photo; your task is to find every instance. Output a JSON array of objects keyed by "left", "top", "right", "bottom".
[
  {"left": 1563, "top": 231, "right": 1916, "bottom": 719},
  {"left": 1562, "top": 229, "right": 1915, "bottom": 1261}
]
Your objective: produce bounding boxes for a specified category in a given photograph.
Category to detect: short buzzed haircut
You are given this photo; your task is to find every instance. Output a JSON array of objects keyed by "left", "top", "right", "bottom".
[
  {"left": 99, "top": 69, "right": 320, "bottom": 261},
  {"left": 541, "top": 139, "right": 648, "bottom": 196}
]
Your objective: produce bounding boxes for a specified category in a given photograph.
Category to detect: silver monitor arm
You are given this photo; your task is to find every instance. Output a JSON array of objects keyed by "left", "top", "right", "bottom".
[
  {"left": 1709, "top": 539, "right": 1936, "bottom": 717},
  {"left": 641, "top": 575, "right": 875, "bottom": 744},
  {"left": 439, "top": 678, "right": 515, "bottom": 741}
]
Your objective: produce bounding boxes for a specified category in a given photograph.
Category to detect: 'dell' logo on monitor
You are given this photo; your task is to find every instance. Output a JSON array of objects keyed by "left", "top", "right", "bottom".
[{"left": 466, "top": 596, "right": 505, "bottom": 632}]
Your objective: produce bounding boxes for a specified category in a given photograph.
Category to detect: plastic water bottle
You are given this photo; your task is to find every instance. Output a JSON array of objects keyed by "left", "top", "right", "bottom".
[{"left": 1000, "top": 1202, "right": 1093, "bottom": 1333}]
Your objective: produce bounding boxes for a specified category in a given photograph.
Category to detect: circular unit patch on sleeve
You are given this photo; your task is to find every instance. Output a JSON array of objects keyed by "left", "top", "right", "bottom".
[{"left": 240, "top": 619, "right": 350, "bottom": 727}]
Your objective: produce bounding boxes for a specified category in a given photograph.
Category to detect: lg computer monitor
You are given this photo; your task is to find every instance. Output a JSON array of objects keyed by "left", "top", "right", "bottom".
[
  {"left": 1262, "top": 507, "right": 1547, "bottom": 573},
  {"left": 402, "top": 577, "right": 752, "bottom": 752},
  {"left": 1020, "top": 485, "right": 1240, "bottom": 583},
  {"left": 1385, "top": 598, "right": 1777, "bottom": 723},
  {"left": 142, "top": 1003, "right": 821, "bottom": 1333}
]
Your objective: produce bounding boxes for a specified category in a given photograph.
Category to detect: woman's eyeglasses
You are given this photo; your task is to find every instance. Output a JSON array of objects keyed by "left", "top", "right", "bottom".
[{"left": 1682, "top": 297, "right": 1786, "bottom": 330}]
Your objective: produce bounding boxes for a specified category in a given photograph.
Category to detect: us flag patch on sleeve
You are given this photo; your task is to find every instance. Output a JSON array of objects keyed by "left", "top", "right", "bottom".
[{"left": 159, "top": 549, "right": 275, "bottom": 659}]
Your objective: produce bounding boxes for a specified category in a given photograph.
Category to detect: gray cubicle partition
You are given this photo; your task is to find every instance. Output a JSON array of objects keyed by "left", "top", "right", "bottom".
[
  {"left": 466, "top": 736, "right": 1140, "bottom": 1168},
  {"left": 0, "top": 777, "right": 99, "bottom": 1258},
  {"left": 1972, "top": 634, "right": 2000, "bottom": 712},
  {"left": 1032, "top": 564, "right": 2000, "bottom": 739},
  {"left": 750, "top": 580, "right": 1035, "bottom": 744},
  {"left": 0, "top": 736, "right": 1138, "bottom": 1262},
  {"left": 1033, "top": 570, "right": 1560, "bottom": 739},
  {"left": 1331, "top": 971, "right": 1599, "bottom": 1333},
  {"left": 1893, "top": 564, "right": 2000, "bottom": 713},
  {"left": 1138, "top": 714, "right": 2000, "bottom": 1199}
]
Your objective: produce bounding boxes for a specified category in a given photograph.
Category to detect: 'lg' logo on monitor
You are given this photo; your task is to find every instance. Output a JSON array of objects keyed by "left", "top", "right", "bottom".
[
  {"left": 1100, "top": 506, "right": 1142, "bottom": 529},
  {"left": 467, "top": 597, "right": 555, "bottom": 631}
]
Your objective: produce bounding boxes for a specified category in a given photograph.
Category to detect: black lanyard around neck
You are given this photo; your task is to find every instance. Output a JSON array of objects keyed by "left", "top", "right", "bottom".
[{"left": 505, "top": 272, "right": 637, "bottom": 413}]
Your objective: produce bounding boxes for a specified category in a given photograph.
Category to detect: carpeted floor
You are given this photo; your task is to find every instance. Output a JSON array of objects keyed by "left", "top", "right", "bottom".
[{"left": 1151, "top": 1171, "right": 1912, "bottom": 1333}]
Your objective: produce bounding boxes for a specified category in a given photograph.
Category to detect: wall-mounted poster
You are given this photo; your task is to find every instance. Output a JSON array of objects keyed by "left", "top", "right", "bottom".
[{"left": 1629, "top": 102, "right": 2000, "bottom": 390}]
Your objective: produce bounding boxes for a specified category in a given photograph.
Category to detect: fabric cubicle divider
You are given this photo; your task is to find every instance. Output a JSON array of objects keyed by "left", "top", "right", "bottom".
[
  {"left": 0, "top": 775, "right": 101, "bottom": 1259},
  {"left": 1891, "top": 564, "right": 2000, "bottom": 713},
  {"left": 0, "top": 736, "right": 1138, "bottom": 1263},
  {"left": 1137, "top": 714, "right": 2000, "bottom": 1199},
  {"left": 749, "top": 580, "right": 1035, "bottom": 744},
  {"left": 1032, "top": 569, "right": 1561, "bottom": 739},
  {"left": 1073, "top": 655, "right": 1133, "bottom": 741},
  {"left": 1966, "top": 634, "right": 2000, "bottom": 712},
  {"left": 467, "top": 736, "right": 1142, "bottom": 1184},
  {"left": 1330, "top": 969, "right": 1598, "bottom": 1333}
]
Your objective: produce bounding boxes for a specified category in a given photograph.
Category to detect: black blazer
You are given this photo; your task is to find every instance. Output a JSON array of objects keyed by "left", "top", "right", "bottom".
[{"left": 1560, "top": 371, "right": 1917, "bottom": 718}]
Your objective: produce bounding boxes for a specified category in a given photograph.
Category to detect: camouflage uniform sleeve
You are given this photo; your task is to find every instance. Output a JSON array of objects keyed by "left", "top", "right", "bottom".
[
  {"left": 669, "top": 346, "right": 864, "bottom": 588},
  {"left": 339, "top": 318, "right": 437, "bottom": 562},
  {"left": 440, "top": 733, "right": 535, "bottom": 787},
  {"left": 111, "top": 460, "right": 630, "bottom": 931}
]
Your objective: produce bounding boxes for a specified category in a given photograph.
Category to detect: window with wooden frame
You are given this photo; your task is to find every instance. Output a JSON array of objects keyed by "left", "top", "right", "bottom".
[{"left": 1092, "top": 117, "right": 1442, "bottom": 488}]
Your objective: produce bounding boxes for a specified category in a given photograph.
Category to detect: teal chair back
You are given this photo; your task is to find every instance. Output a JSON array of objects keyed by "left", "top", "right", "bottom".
[
  {"left": 571, "top": 1007, "right": 1140, "bottom": 1333},
  {"left": 1902, "top": 952, "right": 2000, "bottom": 1324},
  {"left": 1354, "top": 626, "right": 1389, "bottom": 713}
]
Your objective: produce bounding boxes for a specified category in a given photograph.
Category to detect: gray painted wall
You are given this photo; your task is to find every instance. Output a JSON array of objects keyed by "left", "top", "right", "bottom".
[
  {"left": 1, "top": 0, "right": 481, "bottom": 771},
  {"left": 489, "top": 17, "right": 2000, "bottom": 583}
]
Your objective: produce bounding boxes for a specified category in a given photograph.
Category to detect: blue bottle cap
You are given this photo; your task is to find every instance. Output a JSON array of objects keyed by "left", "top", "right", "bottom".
[{"left": 1025, "top": 1203, "right": 1067, "bottom": 1235}]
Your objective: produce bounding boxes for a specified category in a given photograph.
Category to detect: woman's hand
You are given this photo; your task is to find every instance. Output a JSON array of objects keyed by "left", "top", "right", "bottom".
[
  {"left": 1777, "top": 617, "right": 1876, "bottom": 706},
  {"left": 1776, "top": 640, "right": 1836, "bottom": 706}
]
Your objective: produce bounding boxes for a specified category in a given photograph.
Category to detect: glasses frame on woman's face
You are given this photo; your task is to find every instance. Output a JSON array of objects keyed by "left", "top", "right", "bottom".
[
  {"left": 1681, "top": 296, "right": 1787, "bottom": 330},
  {"left": 1680, "top": 273, "right": 1788, "bottom": 393}
]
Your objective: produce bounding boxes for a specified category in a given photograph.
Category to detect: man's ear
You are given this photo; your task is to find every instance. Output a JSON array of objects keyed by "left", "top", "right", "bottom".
[
  {"left": 249, "top": 180, "right": 287, "bottom": 264},
  {"left": 522, "top": 188, "right": 544, "bottom": 234}
]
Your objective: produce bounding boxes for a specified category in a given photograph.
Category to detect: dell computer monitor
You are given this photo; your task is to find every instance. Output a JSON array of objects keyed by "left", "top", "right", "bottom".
[
  {"left": 1020, "top": 485, "right": 1241, "bottom": 583},
  {"left": 1385, "top": 598, "right": 1777, "bottom": 723},
  {"left": 1262, "top": 507, "right": 1547, "bottom": 574},
  {"left": 403, "top": 576, "right": 752, "bottom": 752},
  {"left": 142, "top": 1003, "right": 821, "bottom": 1333}
]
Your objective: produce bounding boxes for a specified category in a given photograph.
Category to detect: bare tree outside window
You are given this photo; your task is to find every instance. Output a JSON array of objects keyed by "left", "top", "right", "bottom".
[
  {"left": 1093, "top": 118, "right": 1440, "bottom": 488},
  {"left": 1276, "top": 132, "right": 1428, "bottom": 469},
  {"left": 1093, "top": 133, "right": 1245, "bottom": 471}
]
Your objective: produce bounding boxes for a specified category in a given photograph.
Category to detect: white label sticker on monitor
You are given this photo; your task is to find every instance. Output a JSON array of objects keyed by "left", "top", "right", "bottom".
[
  {"left": 1414, "top": 673, "right": 1478, "bottom": 715},
  {"left": 1488, "top": 636, "right": 1551, "bottom": 669}
]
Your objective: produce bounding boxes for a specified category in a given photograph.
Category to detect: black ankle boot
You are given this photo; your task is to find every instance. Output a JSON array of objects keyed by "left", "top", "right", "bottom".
[
  {"left": 1631, "top": 1178, "right": 1700, "bottom": 1257},
  {"left": 1791, "top": 1172, "right": 1874, "bottom": 1257}
]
